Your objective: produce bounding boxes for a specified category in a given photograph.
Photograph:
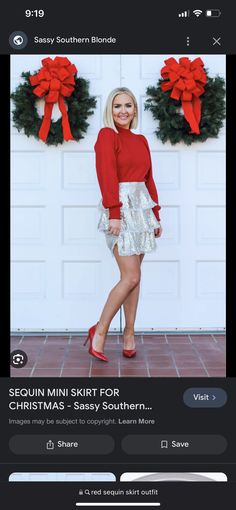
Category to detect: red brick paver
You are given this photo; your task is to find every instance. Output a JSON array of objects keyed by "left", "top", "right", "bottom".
[{"left": 10, "top": 333, "right": 226, "bottom": 378}]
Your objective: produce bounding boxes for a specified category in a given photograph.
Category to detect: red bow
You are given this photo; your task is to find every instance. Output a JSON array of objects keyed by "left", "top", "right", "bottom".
[
  {"left": 29, "top": 57, "right": 77, "bottom": 142},
  {"left": 160, "top": 57, "right": 207, "bottom": 135}
]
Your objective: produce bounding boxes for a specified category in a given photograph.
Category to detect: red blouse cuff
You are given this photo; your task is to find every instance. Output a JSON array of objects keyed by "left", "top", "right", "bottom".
[{"left": 109, "top": 206, "right": 121, "bottom": 220}]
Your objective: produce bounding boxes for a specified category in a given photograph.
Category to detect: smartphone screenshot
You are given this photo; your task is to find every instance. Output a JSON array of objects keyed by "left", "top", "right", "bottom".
[{"left": 0, "top": 2, "right": 235, "bottom": 508}]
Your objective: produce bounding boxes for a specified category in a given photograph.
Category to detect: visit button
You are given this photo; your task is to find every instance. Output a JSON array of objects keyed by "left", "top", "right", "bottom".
[{"left": 183, "top": 388, "right": 227, "bottom": 408}]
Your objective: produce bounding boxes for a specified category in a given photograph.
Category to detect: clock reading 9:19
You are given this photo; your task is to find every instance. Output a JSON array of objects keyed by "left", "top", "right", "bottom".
[{"left": 25, "top": 10, "right": 45, "bottom": 17}]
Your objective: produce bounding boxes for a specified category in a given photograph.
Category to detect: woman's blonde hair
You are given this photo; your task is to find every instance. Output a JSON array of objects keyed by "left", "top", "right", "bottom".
[{"left": 103, "top": 87, "right": 138, "bottom": 132}]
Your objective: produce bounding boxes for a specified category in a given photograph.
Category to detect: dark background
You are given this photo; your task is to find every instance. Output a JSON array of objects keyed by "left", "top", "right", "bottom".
[
  {"left": 0, "top": 378, "right": 235, "bottom": 467},
  {"left": 1, "top": 482, "right": 235, "bottom": 509},
  {"left": 1, "top": 2, "right": 236, "bottom": 54},
  {"left": 0, "top": 4, "right": 235, "bottom": 507}
]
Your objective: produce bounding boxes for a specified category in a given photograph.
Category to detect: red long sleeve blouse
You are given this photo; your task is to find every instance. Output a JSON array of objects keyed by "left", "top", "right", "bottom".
[{"left": 94, "top": 126, "right": 161, "bottom": 221}]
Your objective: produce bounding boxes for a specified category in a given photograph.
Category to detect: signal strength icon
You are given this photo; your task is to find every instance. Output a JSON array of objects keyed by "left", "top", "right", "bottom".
[
  {"left": 193, "top": 9, "right": 203, "bottom": 17},
  {"left": 178, "top": 10, "right": 190, "bottom": 17}
]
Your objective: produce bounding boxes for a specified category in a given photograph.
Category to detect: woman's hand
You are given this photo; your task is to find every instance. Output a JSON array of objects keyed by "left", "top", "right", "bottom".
[
  {"left": 154, "top": 224, "right": 163, "bottom": 238},
  {"left": 108, "top": 219, "right": 121, "bottom": 236}
]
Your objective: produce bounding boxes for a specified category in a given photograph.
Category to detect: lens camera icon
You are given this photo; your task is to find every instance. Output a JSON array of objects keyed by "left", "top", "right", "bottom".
[
  {"left": 10, "top": 350, "right": 28, "bottom": 368},
  {"left": 9, "top": 31, "right": 28, "bottom": 50}
]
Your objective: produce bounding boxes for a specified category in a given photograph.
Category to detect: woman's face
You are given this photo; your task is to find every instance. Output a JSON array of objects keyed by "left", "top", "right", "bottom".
[{"left": 112, "top": 93, "right": 136, "bottom": 129}]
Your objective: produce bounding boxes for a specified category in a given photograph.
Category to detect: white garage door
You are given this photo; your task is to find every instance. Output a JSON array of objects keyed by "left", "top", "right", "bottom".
[{"left": 11, "top": 54, "right": 226, "bottom": 332}]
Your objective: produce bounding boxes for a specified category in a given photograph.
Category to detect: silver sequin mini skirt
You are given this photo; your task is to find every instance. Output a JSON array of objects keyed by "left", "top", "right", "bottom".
[{"left": 97, "top": 182, "right": 160, "bottom": 257}]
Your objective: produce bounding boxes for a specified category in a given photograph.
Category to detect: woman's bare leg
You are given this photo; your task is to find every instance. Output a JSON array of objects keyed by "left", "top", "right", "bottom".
[
  {"left": 123, "top": 253, "right": 145, "bottom": 349},
  {"left": 92, "top": 244, "right": 141, "bottom": 352}
]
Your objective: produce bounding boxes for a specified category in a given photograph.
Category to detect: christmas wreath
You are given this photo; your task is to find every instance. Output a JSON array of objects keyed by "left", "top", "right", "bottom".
[
  {"left": 11, "top": 56, "right": 97, "bottom": 146},
  {"left": 145, "top": 57, "right": 226, "bottom": 145}
]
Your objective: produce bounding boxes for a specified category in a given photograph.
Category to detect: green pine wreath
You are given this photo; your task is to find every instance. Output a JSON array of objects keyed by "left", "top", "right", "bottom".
[
  {"left": 145, "top": 73, "right": 226, "bottom": 145},
  {"left": 11, "top": 71, "right": 97, "bottom": 146}
]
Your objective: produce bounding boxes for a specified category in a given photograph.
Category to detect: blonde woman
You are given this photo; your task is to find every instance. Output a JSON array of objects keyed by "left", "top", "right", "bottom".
[{"left": 84, "top": 87, "right": 163, "bottom": 362}]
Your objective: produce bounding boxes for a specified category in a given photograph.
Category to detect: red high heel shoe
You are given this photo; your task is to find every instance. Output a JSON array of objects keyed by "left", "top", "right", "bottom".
[
  {"left": 84, "top": 322, "right": 108, "bottom": 362},
  {"left": 123, "top": 348, "right": 136, "bottom": 358},
  {"left": 123, "top": 330, "right": 136, "bottom": 358}
]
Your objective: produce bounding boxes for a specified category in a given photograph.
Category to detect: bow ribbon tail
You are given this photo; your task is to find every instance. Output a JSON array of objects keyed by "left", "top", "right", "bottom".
[
  {"left": 181, "top": 99, "right": 200, "bottom": 134},
  {"left": 58, "top": 95, "right": 74, "bottom": 141},
  {"left": 192, "top": 95, "right": 201, "bottom": 127},
  {"left": 38, "top": 102, "right": 54, "bottom": 142}
]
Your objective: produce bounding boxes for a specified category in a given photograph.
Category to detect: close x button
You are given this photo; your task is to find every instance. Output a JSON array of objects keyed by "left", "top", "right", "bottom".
[
  {"left": 183, "top": 387, "right": 227, "bottom": 408},
  {"left": 212, "top": 36, "right": 221, "bottom": 46}
]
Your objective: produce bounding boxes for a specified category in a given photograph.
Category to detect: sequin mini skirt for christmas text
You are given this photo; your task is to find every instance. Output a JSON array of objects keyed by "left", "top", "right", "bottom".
[{"left": 97, "top": 182, "right": 160, "bottom": 257}]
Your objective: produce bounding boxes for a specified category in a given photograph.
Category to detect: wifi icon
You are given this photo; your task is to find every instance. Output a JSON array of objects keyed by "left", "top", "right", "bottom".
[{"left": 193, "top": 9, "right": 203, "bottom": 17}]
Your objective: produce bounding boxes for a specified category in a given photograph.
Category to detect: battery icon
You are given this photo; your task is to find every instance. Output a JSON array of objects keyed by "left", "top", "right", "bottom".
[{"left": 206, "top": 9, "right": 221, "bottom": 17}]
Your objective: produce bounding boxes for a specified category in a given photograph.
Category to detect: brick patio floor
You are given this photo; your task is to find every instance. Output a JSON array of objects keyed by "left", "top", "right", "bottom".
[{"left": 10, "top": 333, "right": 226, "bottom": 378}]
